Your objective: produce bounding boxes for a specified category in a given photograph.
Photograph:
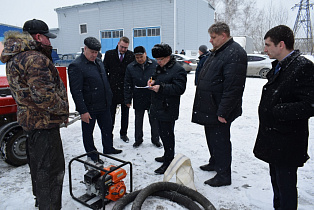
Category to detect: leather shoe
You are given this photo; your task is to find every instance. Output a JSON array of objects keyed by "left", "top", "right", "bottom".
[
  {"left": 152, "top": 141, "right": 162, "bottom": 148},
  {"left": 204, "top": 174, "right": 231, "bottom": 187},
  {"left": 104, "top": 148, "right": 122, "bottom": 154},
  {"left": 133, "top": 141, "right": 143, "bottom": 148},
  {"left": 154, "top": 164, "right": 169, "bottom": 174},
  {"left": 120, "top": 135, "right": 129, "bottom": 143},
  {"left": 155, "top": 156, "right": 164, "bottom": 163},
  {"left": 200, "top": 163, "right": 215, "bottom": 171}
]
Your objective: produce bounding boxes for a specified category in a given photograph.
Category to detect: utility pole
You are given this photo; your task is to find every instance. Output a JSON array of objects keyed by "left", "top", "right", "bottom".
[{"left": 292, "top": 0, "right": 314, "bottom": 54}]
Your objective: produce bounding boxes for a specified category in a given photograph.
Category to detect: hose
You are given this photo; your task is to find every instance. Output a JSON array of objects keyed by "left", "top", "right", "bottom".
[
  {"left": 112, "top": 189, "right": 202, "bottom": 210},
  {"left": 131, "top": 182, "right": 216, "bottom": 210}
]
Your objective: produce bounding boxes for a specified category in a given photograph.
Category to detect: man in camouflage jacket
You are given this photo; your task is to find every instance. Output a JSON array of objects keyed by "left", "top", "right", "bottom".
[{"left": 0, "top": 19, "right": 69, "bottom": 209}]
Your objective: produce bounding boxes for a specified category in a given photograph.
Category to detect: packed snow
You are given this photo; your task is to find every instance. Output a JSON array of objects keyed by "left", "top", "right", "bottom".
[{"left": 0, "top": 73, "right": 313, "bottom": 210}]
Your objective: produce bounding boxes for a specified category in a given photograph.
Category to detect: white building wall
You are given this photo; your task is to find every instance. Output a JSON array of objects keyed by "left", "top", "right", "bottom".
[
  {"left": 51, "top": 0, "right": 214, "bottom": 55},
  {"left": 176, "top": 0, "right": 214, "bottom": 52}
]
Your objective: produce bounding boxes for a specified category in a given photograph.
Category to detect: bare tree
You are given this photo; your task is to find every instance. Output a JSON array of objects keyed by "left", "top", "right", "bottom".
[{"left": 207, "top": 0, "right": 289, "bottom": 52}]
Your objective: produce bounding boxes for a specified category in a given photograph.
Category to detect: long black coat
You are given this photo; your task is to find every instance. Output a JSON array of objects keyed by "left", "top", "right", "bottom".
[
  {"left": 195, "top": 51, "right": 210, "bottom": 86},
  {"left": 68, "top": 53, "right": 112, "bottom": 114},
  {"left": 103, "top": 46, "right": 135, "bottom": 104},
  {"left": 150, "top": 56, "right": 187, "bottom": 121},
  {"left": 192, "top": 38, "right": 247, "bottom": 125},
  {"left": 124, "top": 57, "right": 157, "bottom": 110},
  {"left": 253, "top": 50, "right": 314, "bottom": 167}
]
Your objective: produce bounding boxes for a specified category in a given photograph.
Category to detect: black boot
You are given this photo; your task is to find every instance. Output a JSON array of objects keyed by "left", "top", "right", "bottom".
[
  {"left": 200, "top": 163, "right": 215, "bottom": 171},
  {"left": 154, "top": 163, "right": 169, "bottom": 174},
  {"left": 133, "top": 140, "right": 143, "bottom": 148},
  {"left": 155, "top": 156, "right": 164, "bottom": 163},
  {"left": 152, "top": 141, "right": 162, "bottom": 148},
  {"left": 204, "top": 173, "right": 231, "bottom": 187}
]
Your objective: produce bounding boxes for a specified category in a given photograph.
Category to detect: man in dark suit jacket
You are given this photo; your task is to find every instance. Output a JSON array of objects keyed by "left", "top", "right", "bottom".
[
  {"left": 103, "top": 37, "right": 135, "bottom": 143},
  {"left": 69, "top": 37, "right": 122, "bottom": 164}
]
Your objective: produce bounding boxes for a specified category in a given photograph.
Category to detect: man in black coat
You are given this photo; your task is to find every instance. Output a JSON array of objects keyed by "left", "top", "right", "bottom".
[
  {"left": 124, "top": 46, "right": 161, "bottom": 148},
  {"left": 69, "top": 37, "right": 122, "bottom": 164},
  {"left": 148, "top": 43, "right": 187, "bottom": 174},
  {"left": 195, "top": 44, "right": 210, "bottom": 86},
  {"left": 253, "top": 25, "right": 314, "bottom": 210},
  {"left": 192, "top": 22, "right": 247, "bottom": 187},
  {"left": 103, "top": 36, "right": 135, "bottom": 143}
]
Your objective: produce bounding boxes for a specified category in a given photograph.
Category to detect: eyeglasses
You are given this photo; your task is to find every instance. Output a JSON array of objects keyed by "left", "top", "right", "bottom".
[{"left": 119, "top": 45, "right": 128, "bottom": 49}]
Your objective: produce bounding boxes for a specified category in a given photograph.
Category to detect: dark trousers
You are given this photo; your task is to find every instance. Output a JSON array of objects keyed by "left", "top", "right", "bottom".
[
  {"left": 26, "top": 127, "right": 65, "bottom": 210},
  {"left": 134, "top": 109, "right": 159, "bottom": 143},
  {"left": 110, "top": 102, "right": 129, "bottom": 136},
  {"left": 269, "top": 164, "right": 298, "bottom": 210},
  {"left": 158, "top": 120, "right": 175, "bottom": 165},
  {"left": 82, "top": 110, "right": 113, "bottom": 161},
  {"left": 204, "top": 122, "right": 232, "bottom": 176}
]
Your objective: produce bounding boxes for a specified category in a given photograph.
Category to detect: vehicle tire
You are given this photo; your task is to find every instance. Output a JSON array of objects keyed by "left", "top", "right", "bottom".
[
  {"left": 259, "top": 68, "right": 270, "bottom": 79},
  {"left": 0, "top": 122, "right": 27, "bottom": 166}
]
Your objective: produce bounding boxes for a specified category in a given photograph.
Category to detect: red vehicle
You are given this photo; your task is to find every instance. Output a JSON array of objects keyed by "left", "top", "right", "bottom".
[{"left": 0, "top": 67, "right": 70, "bottom": 166}]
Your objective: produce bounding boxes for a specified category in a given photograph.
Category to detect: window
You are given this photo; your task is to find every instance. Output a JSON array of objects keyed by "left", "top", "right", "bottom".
[
  {"left": 80, "top": 24, "right": 87, "bottom": 34},
  {"left": 101, "top": 29, "right": 123, "bottom": 39},
  {"left": 134, "top": 29, "right": 146, "bottom": 37},
  {"left": 248, "top": 56, "right": 265, "bottom": 62},
  {"left": 147, "top": 28, "right": 160, "bottom": 37}
]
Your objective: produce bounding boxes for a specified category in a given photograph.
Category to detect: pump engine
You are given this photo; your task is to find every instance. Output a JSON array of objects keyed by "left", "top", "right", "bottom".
[{"left": 84, "top": 165, "right": 127, "bottom": 201}]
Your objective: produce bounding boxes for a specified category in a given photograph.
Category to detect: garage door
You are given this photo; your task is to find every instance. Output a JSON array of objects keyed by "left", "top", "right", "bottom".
[
  {"left": 133, "top": 27, "right": 160, "bottom": 59},
  {"left": 100, "top": 29, "right": 124, "bottom": 53}
]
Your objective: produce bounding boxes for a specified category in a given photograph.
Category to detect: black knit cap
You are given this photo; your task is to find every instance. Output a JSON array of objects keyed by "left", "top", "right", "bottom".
[
  {"left": 152, "top": 43, "right": 172, "bottom": 58},
  {"left": 199, "top": 45, "right": 208, "bottom": 54},
  {"left": 84, "top": 37, "right": 101, "bottom": 51},
  {"left": 134, "top": 46, "right": 146, "bottom": 54},
  {"left": 23, "top": 19, "right": 57, "bottom": 39}
]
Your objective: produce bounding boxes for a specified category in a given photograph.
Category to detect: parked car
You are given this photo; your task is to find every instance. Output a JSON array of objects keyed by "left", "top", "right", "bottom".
[
  {"left": 54, "top": 53, "right": 80, "bottom": 67},
  {"left": 247, "top": 54, "right": 273, "bottom": 78},
  {"left": 172, "top": 54, "right": 197, "bottom": 73},
  {"left": 301, "top": 54, "right": 314, "bottom": 63}
]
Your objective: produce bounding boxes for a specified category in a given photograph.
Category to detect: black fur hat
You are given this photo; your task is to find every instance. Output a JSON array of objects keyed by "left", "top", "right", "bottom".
[{"left": 152, "top": 43, "right": 172, "bottom": 58}]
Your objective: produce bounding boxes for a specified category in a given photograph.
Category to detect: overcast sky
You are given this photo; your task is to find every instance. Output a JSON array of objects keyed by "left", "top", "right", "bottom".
[{"left": 0, "top": 0, "right": 305, "bottom": 29}]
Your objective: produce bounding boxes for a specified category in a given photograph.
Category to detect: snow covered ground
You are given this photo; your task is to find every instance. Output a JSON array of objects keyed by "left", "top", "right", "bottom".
[{"left": 0, "top": 73, "right": 313, "bottom": 210}]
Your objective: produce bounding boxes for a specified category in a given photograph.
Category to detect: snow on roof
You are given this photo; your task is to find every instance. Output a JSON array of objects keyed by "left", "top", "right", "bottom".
[{"left": 54, "top": 0, "right": 111, "bottom": 11}]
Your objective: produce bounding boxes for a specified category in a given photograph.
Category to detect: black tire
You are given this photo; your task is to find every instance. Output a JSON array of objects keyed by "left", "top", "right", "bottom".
[
  {"left": 0, "top": 122, "right": 27, "bottom": 166},
  {"left": 259, "top": 68, "right": 270, "bottom": 79},
  {"left": 113, "top": 190, "right": 202, "bottom": 210},
  {"left": 131, "top": 182, "right": 216, "bottom": 210}
]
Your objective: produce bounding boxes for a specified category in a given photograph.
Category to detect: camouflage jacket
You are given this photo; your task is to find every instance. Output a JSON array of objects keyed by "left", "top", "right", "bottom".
[{"left": 0, "top": 31, "right": 69, "bottom": 131}]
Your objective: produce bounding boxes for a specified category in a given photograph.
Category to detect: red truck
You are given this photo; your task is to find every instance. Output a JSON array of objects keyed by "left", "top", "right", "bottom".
[{"left": 0, "top": 67, "right": 71, "bottom": 166}]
